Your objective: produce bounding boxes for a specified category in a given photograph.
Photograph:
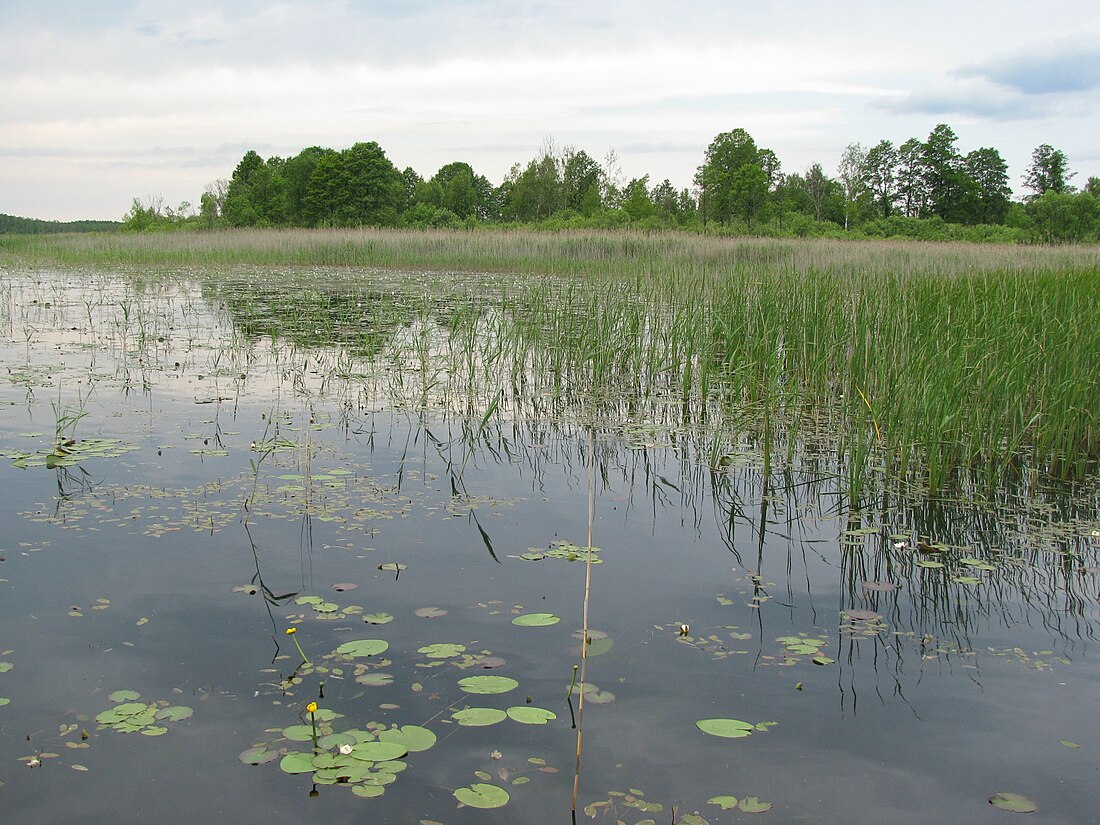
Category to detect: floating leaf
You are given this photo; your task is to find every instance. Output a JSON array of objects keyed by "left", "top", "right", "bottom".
[
  {"left": 696, "top": 718, "right": 755, "bottom": 738},
  {"left": 331, "top": 582, "right": 358, "bottom": 591},
  {"left": 916, "top": 560, "right": 944, "bottom": 569},
  {"left": 452, "top": 708, "right": 507, "bottom": 727},
  {"left": 862, "top": 581, "right": 897, "bottom": 592},
  {"left": 512, "top": 612, "right": 559, "bottom": 627},
  {"left": 507, "top": 706, "right": 557, "bottom": 725},
  {"left": 336, "top": 639, "right": 389, "bottom": 658},
  {"left": 415, "top": 607, "right": 447, "bottom": 618},
  {"left": 580, "top": 683, "right": 615, "bottom": 704},
  {"left": 140, "top": 725, "right": 169, "bottom": 736},
  {"left": 350, "top": 741, "right": 408, "bottom": 761},
  {"left": 738, "top": 797, "right": 774, "bottom": 813},
  {"left": 812, "top": 655, "right": 836, "bottom": 665},
  {"left": 282, "top": 724, "right": 316, "bottom": 742},
  {"left": 953, "top": 576, "right": 982, "bottom": 585},
  {"left": 843, "top": 610, "right": 881, "bottom": 621},
  {"left": 378, "top": 563, "right": 407, "bottom": 572},
  {"left": 454, "top": 782, "right": 510, "bottom": 809},
  {"left": 155, "top": 706, "right": 193, "bottom": 722},
  {"left": 239, "top": 746, "right": 279, "bottom": 765},
  {"left": 108, "top": 689, "right": 141, "bottom": 702},
  {"left": 418, "top": 643, "right": 466, "bottom": 659},
  {"left": 458, "top": 675, "right": 519, "bottom": 694},
  {"left": 989, "top": 792, "right": 1037, "bottom": 813},
  {"left": 279, "top": 752, "right": 316, "bottom": 774},
  {"left": 355, "top": 673, "right": 394, "bottom": 687},
  {"left": 1059, "top": 740, "right": 1080, "bottom": 749},
  {"left": 395, "top": 725, "right": 436, "bottom": 752},
  {"left": 351, "top": 784, "right": 385, "bottom": 799},
  {"left": 708, "top": 796, "right": 739, "bottom": 810},
  {"left": 363, "top": 613, "right": 394, "bottom": 624}
]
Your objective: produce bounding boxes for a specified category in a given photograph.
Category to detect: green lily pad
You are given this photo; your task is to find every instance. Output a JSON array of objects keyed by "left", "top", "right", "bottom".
[
  {"left": 336, "top": 639, "right": 389, "bottom": 658},
  {"left": 356, "top": 673, "right": 394, "bottom": 687},
  {"left": 155, "top": 706, "right": 193, "bottom": 722},
  {"left": 506, "top": 706, "right": 557, "bottom": 725},
  {"left": 989, "top": 792, "right": 1037, "bottom": 813},
  {"left": 279, "top": 752, "right": 317, "bottom": 774},
  {"left": 282, "top": 724, "right": 317, "bottom": 742},
  {"left": 140, "top": 725, "right": 169, "bottom": 736},
  {"left": 696, "top": 718, "right": 755, "bottom": 738},
  {"left": 108, "top": 689, "right": 141, "bottom": 702},
  {"left": 238, "top": 746, "right": 279, "bottom": 765},
  {"left": 738, "top": 797, "right": 773, "bottom": 813},
  {"left": 0, "top": 698, "right": 9, "bottom": 707},
  {"left": 351, "top": 784, "right": 385, "bottom": 798},
  {"left": 916, "top": 560, "right": 945, "bottom": 569},
  {"left": 458, "top": 675, "right": 519, "bottom": 694},
  {"left": 394, "top": 725, "right": 436, "bottom": 752},
  {"left": 415, "top": 606, "right": 448, "bottom": 618},
  {"left": 454, "top": 782, "right": 510, "bottom": 809},
  {"left": 708, "top": 795, "right": 739, "bottom": 810},
  {"left": 418, "top": 643, "right": 466, "bottom": 658},
  {"left": 378, "top": 563, "right": 407, "bottom": 572},
  {"left": 452, "top": 707, "right": 507, "bottom": 727},
  {"left": 350, "top": 741, "right": 408, "bottom": 761},
  {"left": 363, "top": 613, "right": 394, "bottom": 624},
  {"left": 512, "top": 613, "right": 560, "bottom": 627},
  {"left": 953, "top": 576, "right": 982, "bottom": 585}
]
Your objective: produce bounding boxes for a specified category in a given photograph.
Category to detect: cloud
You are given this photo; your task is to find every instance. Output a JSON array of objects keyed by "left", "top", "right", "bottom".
[
  {"left": 876, "top": 88, "right": 1048, "bottom": 121},
  {"left": 955, "top": 46, "right": 1100, "bottom": 95}
]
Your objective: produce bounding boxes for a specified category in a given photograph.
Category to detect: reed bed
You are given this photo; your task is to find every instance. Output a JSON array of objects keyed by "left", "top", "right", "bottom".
[{"left": 4, "top": 227, "right": 1098, "bottom": 494}]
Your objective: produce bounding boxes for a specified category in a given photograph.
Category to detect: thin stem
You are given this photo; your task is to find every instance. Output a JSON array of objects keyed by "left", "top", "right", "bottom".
[{"left": 572, "top": 427, "right": 596, "bottom": 815}]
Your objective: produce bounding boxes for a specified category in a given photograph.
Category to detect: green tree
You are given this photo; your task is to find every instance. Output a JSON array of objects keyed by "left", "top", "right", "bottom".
[
  {"left": 896, "top": 138, "right": 927, "bottom": 218},
  {"left": 561, "top": 148, "right": 603, "bottom": 215},
  {"left": 862, "top": 140, "right": 898, "bottom": 218},
  {"left": 695, "top": 128, "right": 773, "bottom": 225},
  {"left": 837, "top": 143, "right": 869, "bottom": 229},
  {"left": 1023, "top": 144, "right": 1075, "bottom": 198},
  {"left": 303, "top": 141, "right": 404, "bottom": 227},
  {"left": 964, "top": 147, "right": 1011, "bottom": 224}
]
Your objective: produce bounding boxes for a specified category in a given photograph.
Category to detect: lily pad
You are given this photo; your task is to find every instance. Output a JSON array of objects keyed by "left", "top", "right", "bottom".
[
  {"left": 458, "top": 675, "right": 519, "bottom": 694},
  {"left": 696, "top": 718, "right": 755, "bottom": 738},
  {"left": 378, "top": 562, "right": 407, "bottom": 572},
  {"left": 238, "top": 746, "right": 279, "bottom": 765},
  {"left": 393, "top": 725, "right": 437, "bottom": 752},
  {"left": 279, "top": 752, "right": 317, "bottom": 774},
  {"left": 350, "top": 741, "right": 408, "bottom": 761},
  {"left": 335, "top": 639, "right": 389, "bottom": 658},
  {"left": 418, "top": 643, "right": 466, "bottom": 658},
  {"left": 708, "top": 795, "right": 739, "bottom": 810},
  {"left": 989, "top": 792, "right": 1037, "bottom": 813},
  {"left": 738, "top": 797, "right": 774, "bottom": 813},
  {"left": 415, "top": 606, "right": 447, "bottom": 618},
  {"left": 507, "top": 706, "right": 557, "bottom": 725},
  {"left": 282, "top": 724, "right": 316, "bottom": 742},
  {"left": 452, "top": 707, "right": 507, "bottom": 727},
  {"left": 363, "top": 612, "right": 394, "bottom": 624},
  {"left": 108, "top": 689, "right": 141, "bottom": 702},
  {"left": 352, "top": 784, "right": 385, "bottom": 798},
  {"left": 454, "top": 782, "right": 510, "bottom": 809},
  {"left": 512, "top": 612, "right": 560, "bottom": 627},
  {"left": 355, "top": 673, "right": 394, "bottom": 687},
  {"left": 844, "top": 610, "right": 881, "bottom": 621}
]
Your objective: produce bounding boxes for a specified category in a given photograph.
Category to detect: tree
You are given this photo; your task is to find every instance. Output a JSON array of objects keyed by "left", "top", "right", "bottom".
[
  {"left": 621, "top": 176, "right": 656, "bottom": 222},
  {"left": 302, "top": 141, "right": 404, "bottom": 227},
  {"left": 1023, "top": 144, "right": 1075, "bottom": 198},
  {"left": 561, "top": 148, "right": 603, "bottom": 215},
  {"left": 896, "top": 138, "right": 927, "bottom": 218},
  {"left": 837, "top": 143, "right": 868, "bottom": 229},
  {"left": 695, "top": 128, "right": 772, "bottom": 225},
  {"left": 964, "top": 147, "right": 1011, "bottom": 224},
  {"left": 862, "top": 140, "right": 898, "bottom": 218}
]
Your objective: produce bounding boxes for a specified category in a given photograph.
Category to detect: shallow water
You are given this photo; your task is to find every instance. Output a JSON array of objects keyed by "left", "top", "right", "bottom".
[{"left": 1, "top": 266, "right": 1098, "bottom": 824}]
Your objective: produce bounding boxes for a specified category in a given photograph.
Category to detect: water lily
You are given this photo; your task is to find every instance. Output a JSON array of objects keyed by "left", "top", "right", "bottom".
[
  {"left": 284, "top": 626, "right": 311, "bottom": 665},
  {"left": 339, "top": 743, "right": 354, "bottom": 755}
]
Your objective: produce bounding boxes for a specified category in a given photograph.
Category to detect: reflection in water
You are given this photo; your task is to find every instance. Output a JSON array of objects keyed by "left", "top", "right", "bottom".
[{"left": 2, "top": 266, "right": 1100, "bottom": 823}]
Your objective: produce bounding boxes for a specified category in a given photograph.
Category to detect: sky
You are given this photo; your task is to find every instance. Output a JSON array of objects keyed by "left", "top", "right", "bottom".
[{"left": 2, "top": 0, "right": 1099, "bottom": 222}]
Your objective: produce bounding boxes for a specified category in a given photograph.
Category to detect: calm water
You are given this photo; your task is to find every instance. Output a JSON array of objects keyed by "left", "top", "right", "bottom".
[{"left": 1, "top": 266, "right": 1098, "bottom": 824}]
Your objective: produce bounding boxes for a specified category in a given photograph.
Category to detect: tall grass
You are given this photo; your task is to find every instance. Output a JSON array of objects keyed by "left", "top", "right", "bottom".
[{"left": 4, "top": 227, "right": 1098, "bottom": 493}]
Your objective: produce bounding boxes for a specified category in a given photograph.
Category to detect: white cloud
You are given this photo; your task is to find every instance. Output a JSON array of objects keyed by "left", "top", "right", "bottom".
[{"left": 3, "top": 0, "right": 1100, "bottom": 219}]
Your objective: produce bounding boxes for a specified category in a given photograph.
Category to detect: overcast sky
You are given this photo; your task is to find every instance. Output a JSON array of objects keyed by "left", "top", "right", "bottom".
[{"left": 3, "top": 0, "right": 1099, "bottom": 222}]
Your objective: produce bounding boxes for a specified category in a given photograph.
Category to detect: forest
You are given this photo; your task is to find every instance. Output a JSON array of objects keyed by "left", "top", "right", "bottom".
[{"left": 124, "top": 124, "right": 1100, "bottom": 243}]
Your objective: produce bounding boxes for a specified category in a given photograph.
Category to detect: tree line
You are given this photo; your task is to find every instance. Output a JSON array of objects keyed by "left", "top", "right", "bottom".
[{"left": 124, "top": 125, "right": 1100, "bottom": 243}]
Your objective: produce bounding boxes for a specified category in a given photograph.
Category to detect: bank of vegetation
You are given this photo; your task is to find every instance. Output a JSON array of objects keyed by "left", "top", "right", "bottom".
[{"left": 101, "top": 124, "right": 1100, "bottom": 245}]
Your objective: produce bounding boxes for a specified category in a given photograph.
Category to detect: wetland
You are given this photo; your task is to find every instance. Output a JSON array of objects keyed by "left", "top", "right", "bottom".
[{"left": 1, "top": 230, "right": 1099, "bottom": 823}]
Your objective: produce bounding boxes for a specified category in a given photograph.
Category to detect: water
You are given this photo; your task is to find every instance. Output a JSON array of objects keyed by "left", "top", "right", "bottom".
[{"left": 1, "top": 266, "right": 1098, "bottom": 824}]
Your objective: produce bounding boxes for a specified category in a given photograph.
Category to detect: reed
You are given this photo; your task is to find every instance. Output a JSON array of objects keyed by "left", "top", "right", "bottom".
[{"left": 4, "top": 228, "right": 1098, "bottom": 490}]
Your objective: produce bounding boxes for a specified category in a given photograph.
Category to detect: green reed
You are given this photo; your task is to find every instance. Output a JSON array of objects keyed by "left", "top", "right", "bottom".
[{"left": 4, "top": 228, "right": 1097, "bottom": 491}]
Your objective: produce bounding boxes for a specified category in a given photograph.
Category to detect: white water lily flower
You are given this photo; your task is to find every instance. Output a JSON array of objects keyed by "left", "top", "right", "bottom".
[{"left": 338, "top": 744, "right": 354, "bottom": 755}]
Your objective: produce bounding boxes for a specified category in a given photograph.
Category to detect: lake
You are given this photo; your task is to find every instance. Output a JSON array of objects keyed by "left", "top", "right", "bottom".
[{"left": 1, "top": 263, "right": 1098, "bottom": 824}]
